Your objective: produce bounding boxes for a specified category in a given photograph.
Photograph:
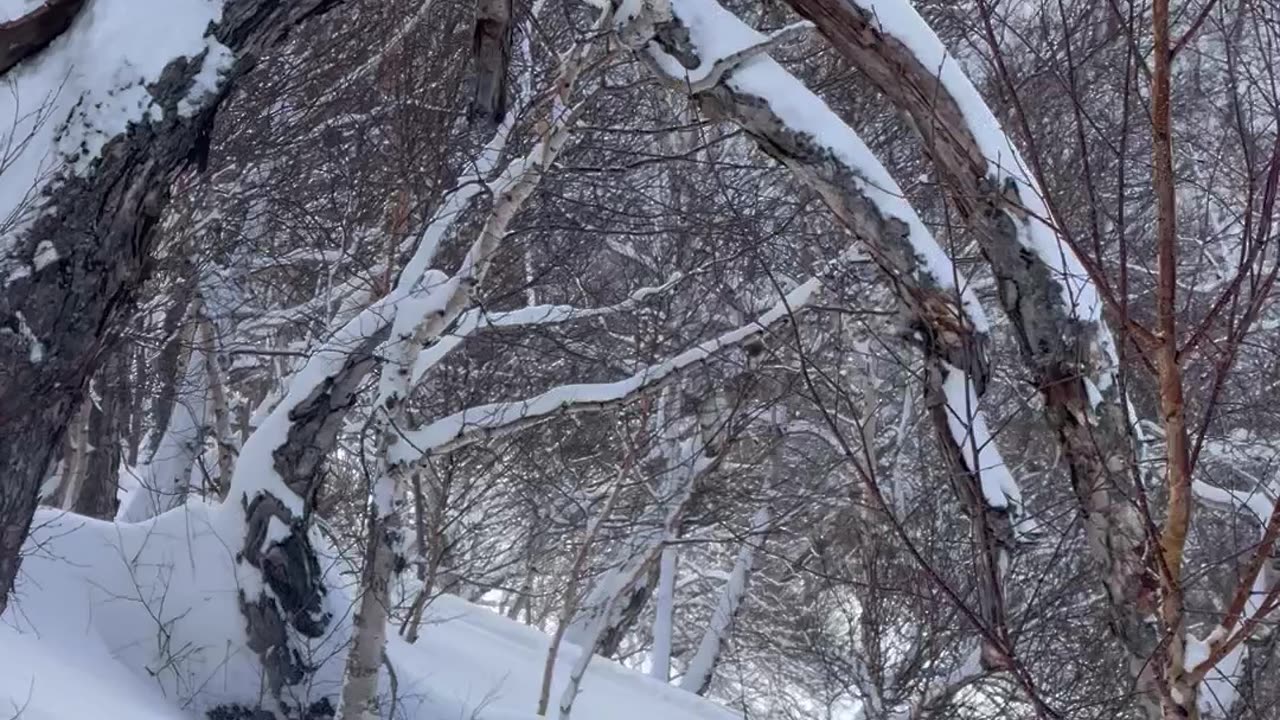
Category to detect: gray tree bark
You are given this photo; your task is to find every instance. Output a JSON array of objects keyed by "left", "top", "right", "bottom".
[
  {"left": 0, "top": 0, "right": 344, "bottom": 618},
  {"left": 75, "top": 355, "right": 127, "bottom": 519},
  {"left": 614, "top": 0, "right": 1016, "bottom": 669},
  {"left": 777, "top": 0, "right": 1157, "bottom": 702}
]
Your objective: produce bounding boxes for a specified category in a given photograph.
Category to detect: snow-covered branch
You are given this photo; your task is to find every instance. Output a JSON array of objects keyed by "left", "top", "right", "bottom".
[
  {"left": 778, "top": 0, "right": 1150, "bottom": 689},
  {"left": 393, "top": 264, "right": 834, "bottom": 464},
  {"left": 609, "top": 0, "right": 1022, "bottom": 665},
  {"left": 338, "top": 24, "right": 599, "bottom": 718}
]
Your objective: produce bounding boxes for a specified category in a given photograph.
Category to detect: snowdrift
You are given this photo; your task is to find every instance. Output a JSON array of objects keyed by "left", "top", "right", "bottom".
[{"left": 1, "top": 504, "right": 739, "bottom": 720}]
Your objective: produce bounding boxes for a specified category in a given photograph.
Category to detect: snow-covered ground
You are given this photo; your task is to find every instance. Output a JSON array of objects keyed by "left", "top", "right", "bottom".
[{"left": 0, "top": 503, "right": 738, "bottom": 719}]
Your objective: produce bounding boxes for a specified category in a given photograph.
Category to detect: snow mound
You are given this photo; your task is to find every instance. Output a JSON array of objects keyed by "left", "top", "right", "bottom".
[
  {"left": 2, "top": 504, "right": 739, "bottom": 719},
  {"left": 0, "top": 622, "right": 184, "bottom": 720}
]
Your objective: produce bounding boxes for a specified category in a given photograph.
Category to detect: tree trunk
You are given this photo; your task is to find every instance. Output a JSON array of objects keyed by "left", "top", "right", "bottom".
[
  {"left": 776, "top": 0, "right": 1161, "bottom": 706},
  {"left": 650, "top": 544, "right": 677, "bottom": 680},
  {"left": 200, "top": 313, "right": 237, "bottom": 497},
  {"left": 679, "top": 502, "right": 770, "bottom": 696},
  {"left": 146, "top": 283, "right": 197, "bottom": 460},
  {"left": 338, "top": 504, "right": 404, "bottom": 720},
  {"left": 53, "top": 395, "right": 91, "bottom": 510},
  {"left": 0, "top": 0, "right": 345, "bottom": 617},
  {"left": 117, "top": 343, "right": 209, "bottom": 522},
  {"left": 615, "top": 0, "right": 1018, "bottom": 670},
  {"left": 0, "top": 0, "right": 87, "bottom": 75},
  {"left": 340, "top": 37, "right": 586, "bottom": 717},
  {"left": 75, "top": 356, "right": 126, "bottom": 519},
  {"left": 228, "top": 319, "right": 389, "bottom": 719}
]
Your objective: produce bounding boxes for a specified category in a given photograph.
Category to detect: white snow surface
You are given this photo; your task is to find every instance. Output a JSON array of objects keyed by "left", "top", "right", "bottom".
[
  {"left": 0, "top": 0, "right": 228, "bottom": 237},
  {"left": 1, "top": 504, "right": 739, "bottom": 720},
  {"left": 0, "top": 622, "right": 184, "bottom": 720}
]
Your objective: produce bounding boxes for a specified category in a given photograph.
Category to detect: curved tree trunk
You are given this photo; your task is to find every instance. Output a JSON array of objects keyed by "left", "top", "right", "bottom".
[
  {"left": 0, "top": 0, "right": 344, "bottom": 620},
  {"left": 775, "top": 0, "right": 1158, "bottom": 706},
  {"left": 226, "top": 315, "right": 389, "bottom": 718},
  {"left": 613, "top": 0, "right": 1021, "bottom": 670}
]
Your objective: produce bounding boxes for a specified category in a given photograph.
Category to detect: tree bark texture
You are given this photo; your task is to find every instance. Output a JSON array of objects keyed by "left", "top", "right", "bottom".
[
  {"left": 0, "top": 0, "right": 343, "bottom": 633},
  {"left": 777, "top": 0, "right": 1160, "bottom": 704},
  {"left": 617, "top": 0, "right": 1015, "bottom": 667},
  {"left": 74, "top": 355, "right": 128, "bottom": 519}
]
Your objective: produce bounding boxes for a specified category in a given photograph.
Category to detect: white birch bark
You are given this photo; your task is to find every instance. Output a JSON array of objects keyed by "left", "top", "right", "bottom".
[
  {"left": 555, "top": 420, "right": 732, "bottom": 717},
  {"left": 336, "top": 35, "right": 595, "bottom": 720},
  {"left": 678, "top": 502, "right": 770, "bottom": 695},
  {"left": 650, "top": 545, "right": 677, "bottom": 680},
  {"left": 607, "top": 0, "right": 1031, "bottom": 667},
  {"left": 55, "top": 396, "right": 90, "bottom": 511},
  {"left": 117, "top": 340, "right": 210, "bottom": 523},
  {"left": 778, "top": 0, "right": 1146, "bottom": 685},
  {"left": 198, "top": 314, "right": 236, "bottom": 497}
]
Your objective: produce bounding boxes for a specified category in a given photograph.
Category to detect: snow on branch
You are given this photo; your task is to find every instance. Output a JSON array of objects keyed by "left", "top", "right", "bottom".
[
  {"left": 223, "top": 292, "right": 397, "bottom": 512},
  {"left": 0, "top": 0, "right": 233, "bottom": 241},
  {"left": 393, "top": 265, "right": 836, "bottom": 465},
  {"left": 606, "top": 0, "right": 1025, "bottom": 667},
  {"left": 620, "top": 0, "right": 986, "bottom": 328},
  {"left": 410, "top": 273, "right": 685, "bottom": 384},
  {"left": 849, "top": 0, "right": 1102, "bottom": 312},
  {"left": 340, "top": 28, "right": 600, "bottom": 718},
  {"left": 610, "top": 0, "right": 1020, "bottom": 517},
  {"left": 220, "top": 84, "right": 528, "bottom": 511},
  {"left": 234, "top": 81, "right": 521, "bottom": 343},
  {"left": 784, "top": 0, "right": 1119, "bottom": 389},
  {"left": 678, "top": 501, "right": 770, "bottom": 695}
]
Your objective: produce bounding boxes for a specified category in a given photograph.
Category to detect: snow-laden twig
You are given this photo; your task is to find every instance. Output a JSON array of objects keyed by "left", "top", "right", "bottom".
[
  {"left": 1186, "top": 478, "right": 1279, "bottom": 716},
  {"left": 606, "top": 0, "right": 1025, "bottom": 667},
  {"left": 611, "top": 0, "right": 1022, "bottom": 522},
  {"left": 555, "top": 452, "right": 713, "bottom": 719},
  {"left": 338, "top": 25, "right": 597, "bottom": 719},
  {"left": 392, "top": 255, "right": 843, "bottom": 464}
]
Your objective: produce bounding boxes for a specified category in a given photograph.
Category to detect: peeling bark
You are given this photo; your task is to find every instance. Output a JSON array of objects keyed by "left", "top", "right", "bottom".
[
  {"left": 200, "top": 315, "right": 238, "bottom": 497},
  {"left": 0, "top": 0, "right": 347, "bottom": 661},
  {"left": 777, "top": 0, "right": 1160, "bottom": 701},
  {"left": 232, "top": 323, "right": 387, "bottom": 719},
  {"left": 616, "top": 0, "right": 1015, "bottom": 666}
]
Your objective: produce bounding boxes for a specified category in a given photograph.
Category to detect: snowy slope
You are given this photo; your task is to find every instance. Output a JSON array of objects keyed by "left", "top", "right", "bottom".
[
  {"left": 1, "top": 505, "right": 739, "bottom": 720},
  {"left": 0, "top": 623, "right": 184, "bottom": 720},
  {"left": 394, "top": 595, "right": 740, "bottom": 720}
]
